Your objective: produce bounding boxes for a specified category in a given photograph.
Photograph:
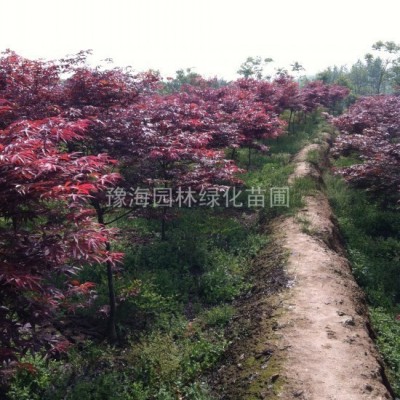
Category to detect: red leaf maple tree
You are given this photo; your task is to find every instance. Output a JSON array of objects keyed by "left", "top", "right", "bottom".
[
  {"left": 332, "top": 95, "right": 400, "bottom": 204},
  {"left": 0, "top": 51, "right": 159, "bottom": 345},
  {"left": 300, "top": 80, "right": 349, "bottom": 114},
  {"left": 0, "top": 115, "right": 122, "bottom": 361},
  {"left": 215, "top": 78, "right": 286, "bottom": 165}
]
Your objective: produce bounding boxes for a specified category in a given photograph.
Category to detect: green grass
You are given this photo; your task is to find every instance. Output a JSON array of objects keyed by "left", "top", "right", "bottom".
[
  {"left": 332, "top": 154, "right": 363, "bottom": 168},
  {"left": 295, "top": 215, "right": 315, "bottom": 235},
  {"left": 8, "top": 333, "right": 220, "bottom": 400},
  {"left": 198, "top": 305, "right": 235, "bottom": 328},
  {"left": 370, "top": 308, "right": 400, "bottom": 395},
  {"left": 306, "top": 148, "right": 322, "bottom": 166},
  {"left": 290, "top": 176, "right": 320, "bottom": 210},
  {"left": 266, "top": 128, "right": 315, "bottom": 155}
]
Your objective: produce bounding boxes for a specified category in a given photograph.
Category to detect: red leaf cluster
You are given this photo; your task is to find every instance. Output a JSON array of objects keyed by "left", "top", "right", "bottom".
[
  {"left": 0, "top": 100, "right": 122, "bottom": 362},
  {"left": 332, "top": 95, "right": 400, "bottom": 202},
  {"left": 300, "top": 80, "right": 350, "bottom": 113}
]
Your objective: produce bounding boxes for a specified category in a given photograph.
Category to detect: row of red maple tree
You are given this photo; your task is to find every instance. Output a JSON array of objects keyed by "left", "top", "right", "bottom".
[
  {"left": 332, "top": 95, "right": 400, "bottom": 206},
  {"left": 0, "top": 50, "right": 349, "bottom": 362}
]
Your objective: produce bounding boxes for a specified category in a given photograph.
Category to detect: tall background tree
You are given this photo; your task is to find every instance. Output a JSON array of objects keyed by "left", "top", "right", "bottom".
[
  {"left": 237, "top": 56, "right": 274, "bottom": 80},
  {"left": 317, "top": 41, "right": 400, "bottom": 96}
]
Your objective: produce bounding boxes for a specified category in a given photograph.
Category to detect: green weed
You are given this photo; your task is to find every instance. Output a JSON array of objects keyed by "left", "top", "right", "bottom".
[{"left": 198, "top": 305, "right": 235, "bottom": 328}]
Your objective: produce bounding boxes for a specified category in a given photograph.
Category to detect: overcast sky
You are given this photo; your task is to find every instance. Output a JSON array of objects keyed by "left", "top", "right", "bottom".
[{"left": 1, "top": 0, "right": 399, "bottom": 80}]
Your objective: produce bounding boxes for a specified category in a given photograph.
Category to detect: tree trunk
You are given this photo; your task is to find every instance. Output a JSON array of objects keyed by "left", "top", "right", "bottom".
[
  {"left": 377, "top": 71, "right": 384, "bottom": 94},
  {"left": 161, "top": 208, "right": 167, "bottom": 241},
  {"left": 105, "top": 242, "right": 117, "bottom": 343},
  {"left": 92, "top": 199, "right": 117, "bottom": 343}
]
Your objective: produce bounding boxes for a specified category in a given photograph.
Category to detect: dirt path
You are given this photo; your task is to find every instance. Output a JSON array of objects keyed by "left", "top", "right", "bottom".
[
  {"left": 211, "top": 135, "right": 393, "bottom": 399},
  {"left": 274, "top": 140, "right": 392, "bottom": 399}
]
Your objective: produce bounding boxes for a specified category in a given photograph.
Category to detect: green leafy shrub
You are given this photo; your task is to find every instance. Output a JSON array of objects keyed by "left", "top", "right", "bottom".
[
  {"left": 7, "top": 354, "right": 57, "bottom": 400},
  {"left": 198, "top": 305, "right": 235, "bottom": 327},
  {"left": 370, "top": 308, "right": 400, "bottom": 395},
  {"left": 200, "top": 250, "right": 249, "bottom": 304}
]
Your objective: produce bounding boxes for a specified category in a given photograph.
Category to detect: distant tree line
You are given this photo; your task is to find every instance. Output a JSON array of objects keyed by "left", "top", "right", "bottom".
[{"left": 317, "top": 41, "right": 400, "bottom": 96}]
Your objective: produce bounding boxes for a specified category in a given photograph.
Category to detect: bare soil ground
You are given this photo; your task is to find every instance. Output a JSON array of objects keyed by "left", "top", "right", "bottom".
[{"left": 210, "top": 137, "right": 394, "bottom": 399}]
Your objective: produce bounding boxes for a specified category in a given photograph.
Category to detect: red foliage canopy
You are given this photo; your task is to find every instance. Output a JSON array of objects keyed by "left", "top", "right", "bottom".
[
  {"left": 332, "top": 95, "right": 400, "bottom": 203},
  {"left": 0, "top": 116, "right": 122, "bottom": 360},
  {"left": 217, "top": 78, "right": 286, "bottom": 151},
  {"left": 300, "top": 80, "right": 350, "bottom": 113}
]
